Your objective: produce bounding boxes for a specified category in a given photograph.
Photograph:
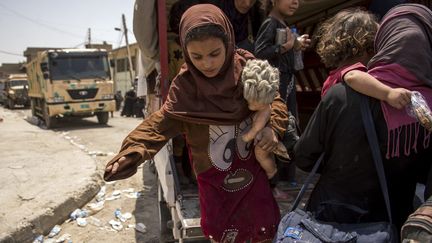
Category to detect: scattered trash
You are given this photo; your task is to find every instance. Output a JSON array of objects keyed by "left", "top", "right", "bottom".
[
  {"left": 87, "top": 201, "right": 104, "bottom": 214},
  {"left": 122, "top": 212, "right": 133, "bottom": 220},
  {"left": 109, "top": 219, "right": 123, "bottom": 231},
  {"left": 122, "top": 188, "right": 134, "bottom": 193},
  {"left": 48, "top": 225, "right": 62, "bottom": 238},
  {"left": 95, "top": 186, "right": 106, "bottom": 202},
  {"left": 115, "top": 209, "right": 127, "bottom": 222},
  {"left": 44, "top": 239, "right": 56, "bottom": 243},
  {"left": 70, "top": 209, "right": 88, "bottom": 220},
  {"left": 135, "top": 223, "right": 147, "bottom": 234},
  {"left": 55, "top": 234, "right": 71, "bottom": 243},
  {"left": 105, "top": 195, "right": 121, "bottom": 201},
  {"left": 88, "top": 151, "right": 108, "bottom": 156},
  {"left": 106, "top": 181, "right": 116, "bottom": 185},
  {"left": 88, "top": 216, "right": 103, "bottom": 227},
  {"left": 112, "top": 190, "right": 121, "bottom": 196},
  {"left": 76, "top": 217, "right": 88, "bottom": 227},
  {"left": 125, "top": 192, "right": 142, "bottom": 199},
  {"left": 8, "top": 164, "right": 24, "bottom": 169},
  {"left": 32, "top": 235, "right": 44, "bottom": 243}
]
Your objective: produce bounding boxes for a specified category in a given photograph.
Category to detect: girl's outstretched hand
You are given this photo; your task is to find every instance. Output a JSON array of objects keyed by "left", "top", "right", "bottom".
[
  {"left": 105, "top": 156, "right": 134, "bottom": 176},
  {"left": 385, "top": 88, "right": 412, "bottom": 109}
]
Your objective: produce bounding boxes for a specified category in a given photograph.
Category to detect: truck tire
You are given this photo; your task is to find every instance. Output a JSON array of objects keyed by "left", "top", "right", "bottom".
[
  {"left": 30, "top": 98, "right": 36, "bottom": 116},
  {"left": 96, "top": 112, "right": 109, "bottom": 125},
  {"left": 158, "top": 180, "right": 175, "bottom": 243},
  {"left": 7, "top": 99, "right": 14, "bottom": 109},
  {"left": 43, "top": 104, "right": 56, "bottom": 129}
]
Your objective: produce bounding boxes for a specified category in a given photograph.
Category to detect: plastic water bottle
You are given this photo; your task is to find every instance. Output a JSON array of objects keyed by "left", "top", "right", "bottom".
[{"left": 291, "top": 27, "right": 304, "bottom": 71}]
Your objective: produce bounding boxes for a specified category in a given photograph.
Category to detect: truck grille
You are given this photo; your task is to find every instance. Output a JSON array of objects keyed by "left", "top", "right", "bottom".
[{"left": 67, "top": 88, "right": 98, "bottom": 100}]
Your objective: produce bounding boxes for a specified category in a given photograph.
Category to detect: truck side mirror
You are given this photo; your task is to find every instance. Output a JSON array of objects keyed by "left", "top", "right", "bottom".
[
  {"left": 109, "top": 59, "right": 115, "bottom": 68},
  {"left": 40, "top": 62, "right": 49, "bottom": 72}
]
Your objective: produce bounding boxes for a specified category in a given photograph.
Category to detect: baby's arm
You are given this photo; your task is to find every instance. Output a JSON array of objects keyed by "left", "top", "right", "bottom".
[
  {"left": 242, "top": 105, "right": 272, "bottom": 142},
  {"left": 344, "top": 70, "right": 411, "bottom": 109}
]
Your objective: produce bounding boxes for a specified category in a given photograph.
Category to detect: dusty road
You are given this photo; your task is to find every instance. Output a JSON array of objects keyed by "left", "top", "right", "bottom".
[{"left": 17, "top": 109, "right": 163, "bottom": 243}]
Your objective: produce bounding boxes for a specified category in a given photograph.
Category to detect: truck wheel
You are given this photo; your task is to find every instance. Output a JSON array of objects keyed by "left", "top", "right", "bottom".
[
  {"left": 7, "top": 99, "right": 14, "bottom": 109},
  {"left": 30, "top": 99, "right": 36, "bottom": 116},
  {"left": 158, "top": 180, "right": 175, "bottom": 243},
  {"left": 43, "top": 104, "right": 56, "bottom": 129},
  {"left": 96, "top": 112, "right": 109, "bottom": 125}
]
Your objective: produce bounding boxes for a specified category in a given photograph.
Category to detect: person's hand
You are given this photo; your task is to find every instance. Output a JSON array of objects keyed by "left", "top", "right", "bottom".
[
  {"left": 105, "top": 156, "right": 134, "bottom": 176},
  {"left": 281, "top": 29, "right": 295, "bottom": 52},
  {"left": 297, "top": 34, "right": 311, "bottom": 51},
  {"left": 255, "top": 127, "right": 278, "bottom": 152},
  {"left": 385, "top": 88, "right": 412, "bottom": 109}
]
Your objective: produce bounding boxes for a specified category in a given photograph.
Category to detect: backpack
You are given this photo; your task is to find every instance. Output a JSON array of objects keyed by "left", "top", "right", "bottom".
[
  {"left": 401, "top": 196, "right": 432, "bottom": 242},
  {"left": 274, "top": 93, "right": 398, "bottom": 243}
]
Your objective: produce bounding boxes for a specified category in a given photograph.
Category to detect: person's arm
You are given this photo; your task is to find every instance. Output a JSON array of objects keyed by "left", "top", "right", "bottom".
[
  {"left": 254, "top": 20, "right": 294, "bottom": 60},
  {"left": 294, "top": 97, "right": 327, "bottom": 172},
  {"left": 104, "top": 110, "right": 183, "bottom": 181},
  {"left": 242, "top": 105, "right": 271, "bottom": 142},
  {"left": 344, "top": 70, "right": 411, "bottom": 109},
  {"left": 256, "top": 94, "right": 289, "bottom": 151}
]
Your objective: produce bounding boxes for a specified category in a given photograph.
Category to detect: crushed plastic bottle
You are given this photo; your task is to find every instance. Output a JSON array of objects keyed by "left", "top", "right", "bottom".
[
  {"left": 76, "top": 217, "right": 88, "bottom": 227},
  {"left": 70, "top": 209, "right": 89, "bottom": 220},
  {"left": 95, "top": 186, "right": 106, "bottom": 202},
  {"left": 87, "top": 201, "right": 104, "bottom": 214},
  {"left": 114, "top": 209, "right": 127, "bottom": 222},
  {"left": 55, "top": 234, "right": 71, "bottom": 243},
  {"left": 291, "top": 27, "right": 304, "bottom": 71},
  {"left": 48, "top": 225, "right": 62, "bottom": 238},
  {"left": 88, "top": 216, "right": 103, "bottom": 227},
  {"left": 109, "top": 219, "right": 123, "bottom": 231},
  {"left": 32, "top": 235, "right": 44, "bottom": 243}
]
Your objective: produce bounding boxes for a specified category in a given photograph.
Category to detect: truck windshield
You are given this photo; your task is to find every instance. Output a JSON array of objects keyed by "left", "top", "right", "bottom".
[
  {"left": 10, "top": 80, "right": 28, "bottom": 87},
  {"left": 49, "top": 55, "right": 110, "bottom": 81}
]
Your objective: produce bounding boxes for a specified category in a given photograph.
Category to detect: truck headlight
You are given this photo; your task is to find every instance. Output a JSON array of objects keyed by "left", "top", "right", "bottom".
[
  {"left": 52, "top": 96, "right": 65, "bottom": 103},
  {"left": 102, "top": 94, "right": 114, "bottom": 100}
]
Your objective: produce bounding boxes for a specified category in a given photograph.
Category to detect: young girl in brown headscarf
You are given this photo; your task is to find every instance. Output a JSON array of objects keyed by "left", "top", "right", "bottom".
[{"left": 104, "top": 4, "right": 288, "bottom": 242}]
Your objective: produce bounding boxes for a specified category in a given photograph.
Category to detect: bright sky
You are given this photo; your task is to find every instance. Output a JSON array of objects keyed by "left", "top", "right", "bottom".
[{"left": 0, "top": 0, "right": 137, "bottom": 65}]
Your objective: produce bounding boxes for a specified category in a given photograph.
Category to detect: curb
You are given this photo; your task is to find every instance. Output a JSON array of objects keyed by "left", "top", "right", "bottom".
[{"left": 0, "top": 172, "right": 102, "bottom": 243}]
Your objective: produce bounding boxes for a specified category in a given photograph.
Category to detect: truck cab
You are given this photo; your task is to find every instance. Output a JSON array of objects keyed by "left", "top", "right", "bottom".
[
  {"left": 26, "top": 49, "right": 116, "bottom": 128},
  {"left": 3, "top": 74, "right": 30, "bottom": 109}
]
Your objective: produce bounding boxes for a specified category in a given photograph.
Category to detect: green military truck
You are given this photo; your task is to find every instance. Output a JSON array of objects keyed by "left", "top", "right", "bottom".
[
  {"left": 26, "top": 49, "right": 115, "bottom": 128},
  {"left": 3, "top": 74, "right": 30, "bottom": 109}
]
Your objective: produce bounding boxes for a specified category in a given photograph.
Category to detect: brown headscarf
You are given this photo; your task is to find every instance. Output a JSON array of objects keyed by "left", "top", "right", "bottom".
[{"left": 162, "top": 4, "right": 254, "bottom": 125}]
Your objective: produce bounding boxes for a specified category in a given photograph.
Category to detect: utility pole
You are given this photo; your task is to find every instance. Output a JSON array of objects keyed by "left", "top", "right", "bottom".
[
  {"left": 122, "top": 14, "right": 135, "bottom": 88},
  {"left": 87, "top": 28, "right": 91, "bottom": 46}
]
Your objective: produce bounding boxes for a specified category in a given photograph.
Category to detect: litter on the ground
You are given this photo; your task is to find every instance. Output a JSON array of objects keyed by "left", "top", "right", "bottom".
[
  {"left": 88, "top": 216, "right": 103, "bottom": 227},
  {"left": 114, "top": 209, "right": 128, "bottom": 222},
  {"left": 105, "top": 195, "right": 121, "bottom": 201},
  {"left": 109, "top": 219, "right": 123, "bottom": 231},
  {"left": 44, "top": 239, "right": 56, "bottom": 243},
  {"left": 125, "top": 192, "right": 142, "bottom": 199},
  {"left": 87, "top": 201, "right": 104, "bottom": 214},
  {"left": 55, "top": 234, "right": 72, "bottom": 243},
  {"left": 48, "top": 225, "right": 62, "bottom": 238},
  {"left": 122, "top": 212, "right": 133, "bottom": 220},
  {"left": 70, "top": 209, "right": 88, "bottom": 220},
  {"left": 112, "top": 190, "right": 121, "bottom": 196},
  {"left": 76, "top": 217, "right": 88, "bottom": 227},
  {"left": 88, "top": 151, "right": 107, "bottom": 156},
  {"left": 135, "top": 223, "right": 147, "bottom": 234},
  {"left": 32, "top": 235, "right": 44, "bottom": 243},
  {"left": 95, "top": 186, "right": 106, "bottom": 202},
  {"left": 122, "top": 188, "right": 134, "bottom": 193}
]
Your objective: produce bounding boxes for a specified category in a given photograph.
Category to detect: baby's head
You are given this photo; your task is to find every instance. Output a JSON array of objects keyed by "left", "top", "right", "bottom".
[
  {"left": 316, "top": 8, "right": 378, "bottom": 68},
  {"left": 241, "top": 59, "right": 279, "bottom": 111}
]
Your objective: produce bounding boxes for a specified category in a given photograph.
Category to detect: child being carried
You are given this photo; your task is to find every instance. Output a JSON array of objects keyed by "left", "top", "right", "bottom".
[{"left": 241, "top": 59, "right": 289, "bottom": 179}]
